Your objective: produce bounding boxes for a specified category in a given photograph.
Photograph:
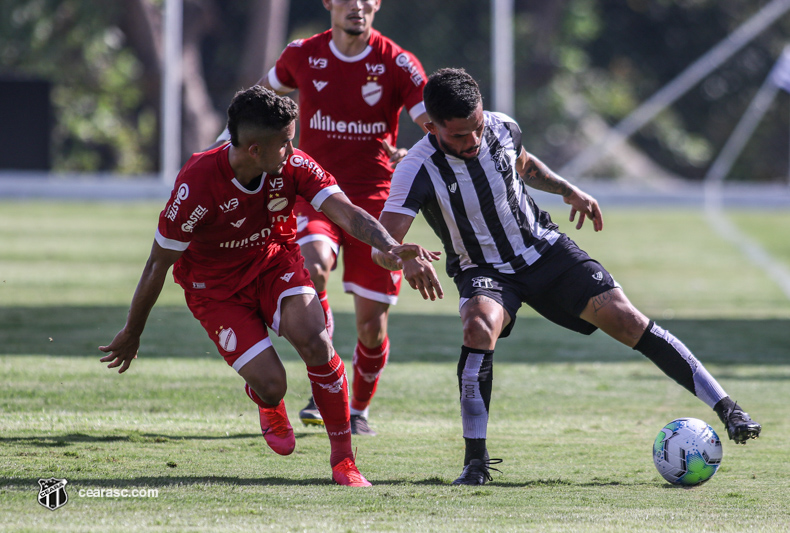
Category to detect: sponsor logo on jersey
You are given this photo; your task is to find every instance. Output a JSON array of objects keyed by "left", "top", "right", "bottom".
[
  {"left": 268, "top": 197, "right": 288, "bottom": 212},
  {"left": 268, "top": 177, "right": 284, "bottom": 191},
  {"left": 308, "top": 56, "right": 327, "bottom": 69},
  {"left": 448, "top": 183, "right": 457, "bottom": 193},
  {"left": 395, "top": 52, "right": 424, "bottom": 86},
  {"left": 181, "top": 205, "right": 208, "bottom": 233},
  {"left": 219, "top": 198, "right": 239, "bottom": 213},
  {"left": 192, "top": 282, "right": 206, "bottom": 289},
  {"left": 362, "top": 80, "right": 382, "bottom": 106},
  {"left": 493, "top": 147, "right": 512, "bottom": 173},
  {"left": 289, "top": 154, "right": 325, "bottom": 178},
  {"left": 309, "top": 110, "right": 386, "bottom": 136},
  {"left": 366, "top": 63, "right": 386, "bottom": 75},
  {"left": 471, "top": 276, "right": 494, "bottom": 289},
  {"left": 288, "top": 39, "right": 304, "bottom": 48},
  {"left": 218, "top": 215, "right": 291, "bottom": 249},
  {"left": 38, "top": 478, "right": 68, "bottom": 511},
  {"left": 312, "top": 80, "right": 328, "bottom": 92},
  {"left": 165, "top": 183, "right": 190, "bottom": 221},
  {"left": 218, "top": 327, "right": 237, "bottom": 352},
  {"left": 280, "top": 272, "right": 294, "bottom": 282},
  {"left": 230, "top": 217, "right": 246, "bottom": 228}
]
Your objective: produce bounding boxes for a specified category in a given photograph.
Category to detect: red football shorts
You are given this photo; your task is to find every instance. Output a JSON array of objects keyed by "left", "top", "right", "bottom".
[
  {"left": 294, "top": 196, "right": 402, "bottom": 305},
  {"left": 184, "top": 243, "right": 316, "bottom": 372}
]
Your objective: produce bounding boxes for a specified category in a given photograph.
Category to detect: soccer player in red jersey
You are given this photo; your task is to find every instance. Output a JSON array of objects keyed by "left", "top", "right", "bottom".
[
  {"left": 215, "top": 0, "right": 430, "bottom": 434},
  {"left": 100, "top": 86, "right": 438, "bottom": 486}
]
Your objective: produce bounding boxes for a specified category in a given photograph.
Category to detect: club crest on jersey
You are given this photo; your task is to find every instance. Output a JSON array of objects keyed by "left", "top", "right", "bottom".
[
  {"left": 471, "top": 276, "right": 494, "bottom": 289},
  {"left": 268, "top": 197, "right": 288, "bottom": 212},
  {"left": 493, "top": 147, "right": 511, "bottom": 173},
  {"left": 218, "top": 327, "right": 237, "bottom": 352},
  {"left": 312, "top": 80, "right": 328, "bottom": 92},
  {"left": 362, "top": 80, "right": 382, "bottom": 106}
]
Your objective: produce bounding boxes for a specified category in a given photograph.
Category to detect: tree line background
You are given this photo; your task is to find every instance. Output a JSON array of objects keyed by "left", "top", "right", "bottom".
[{"left": 2, "top": 0, "right": 790, "bottom": 182}]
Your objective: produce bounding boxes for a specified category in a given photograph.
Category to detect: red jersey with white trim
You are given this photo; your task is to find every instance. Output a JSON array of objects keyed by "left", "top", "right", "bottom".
[
  {"left": 155, "top": 144, "right": 341, "bottom": 300},
  {"left": 269, "top": 29, "right": 426, "bottom": 200}
]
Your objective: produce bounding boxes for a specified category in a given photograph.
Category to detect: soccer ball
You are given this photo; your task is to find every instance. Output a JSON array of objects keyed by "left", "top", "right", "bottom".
[{"left": 653, "top": 418, "right": 722, "bottom": 486}]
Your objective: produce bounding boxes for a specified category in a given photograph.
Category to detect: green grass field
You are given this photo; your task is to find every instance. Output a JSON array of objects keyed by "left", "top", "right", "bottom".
[{"left": 1, "top": 200, "right": 789, "bottom": 532}]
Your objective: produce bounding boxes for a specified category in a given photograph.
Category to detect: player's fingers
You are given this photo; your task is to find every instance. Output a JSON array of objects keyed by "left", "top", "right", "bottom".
[
  {"left": 381, "top": 139, "right": 396, "bottom": 156},
  {"left": 576, "top": 212, "right": 586, "bottom": 230}
]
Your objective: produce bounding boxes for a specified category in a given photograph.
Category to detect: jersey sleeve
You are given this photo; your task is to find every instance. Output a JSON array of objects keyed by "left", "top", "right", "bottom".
[
  {"left": 391, "top": 48, "right": 428, "bottom": 121},
  {"left": 286, "top": 151, "right": 342, "bottom": 211},
  {"left": 382, "top": 155, "right": 430, "bottom": 218},
  {"left": 269, "top": 40, "right": 303, "bottom": 91},
  {"left": 156, "top": 180, "right": 210, "bottom": 251}
]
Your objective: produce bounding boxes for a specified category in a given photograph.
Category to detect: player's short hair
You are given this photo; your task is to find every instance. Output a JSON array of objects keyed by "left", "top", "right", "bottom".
[
  {"left": 423, "top": 68, "right": 482, "bottom": 125},
  {"left": 226, "top": 86, "right": 298, "bottom": 147}
]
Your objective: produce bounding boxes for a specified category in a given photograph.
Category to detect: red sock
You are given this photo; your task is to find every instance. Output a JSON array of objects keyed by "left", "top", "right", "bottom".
[
  {"left": 351, "top": 336, "right": 390, "bottom": 412},
  {"left": 317, "top": 290, "right": 334, "bottom": 340},
  {"left": 306, "top": 353, "right": 352, "bottom": 466},
  {"left": 244, "top": 383, "right": 277, "bottom": 409}
]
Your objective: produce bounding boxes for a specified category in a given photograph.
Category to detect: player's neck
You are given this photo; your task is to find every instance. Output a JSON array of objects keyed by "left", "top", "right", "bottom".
[
  {"left": 331, "top": 27, "right": 371, "bottom": 57},
  {"left": 228, "top": 146, "right": 264, "bottom": 187}
]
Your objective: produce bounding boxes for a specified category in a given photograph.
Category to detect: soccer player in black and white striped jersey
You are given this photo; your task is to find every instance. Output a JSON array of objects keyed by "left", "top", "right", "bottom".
[{"left": 372, "top": 68, "right": 761, "bottom": 486}]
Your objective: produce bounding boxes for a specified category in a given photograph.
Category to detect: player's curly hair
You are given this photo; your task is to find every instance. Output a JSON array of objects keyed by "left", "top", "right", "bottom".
[
  {"left": 226, "top": 85, "right": 299, "bottom": 146},
  {"left": 423, "top": 68, "right": 482, "bottom": 125}
]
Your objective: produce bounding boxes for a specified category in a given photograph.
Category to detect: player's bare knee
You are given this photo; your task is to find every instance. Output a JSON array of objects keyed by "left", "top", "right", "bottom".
[
  {"left": 247, "top": 377, "right": 287, "bottom": 405},
  {"left": 356, "top": 317, "right": 387, "bottom": 348},
  {"left": 462, "top": 315, "right": 498, "bottom": 348}
]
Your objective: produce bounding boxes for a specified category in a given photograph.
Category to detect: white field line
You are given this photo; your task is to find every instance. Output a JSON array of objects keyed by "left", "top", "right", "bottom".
[{"left": 704, "top": 183, "right": 790, "bottom": 300}]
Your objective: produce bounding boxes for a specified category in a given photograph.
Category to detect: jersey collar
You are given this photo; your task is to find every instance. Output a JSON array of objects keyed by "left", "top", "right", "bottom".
[{"left": 329, "top": 38, "right": 372, "bottom": 62}]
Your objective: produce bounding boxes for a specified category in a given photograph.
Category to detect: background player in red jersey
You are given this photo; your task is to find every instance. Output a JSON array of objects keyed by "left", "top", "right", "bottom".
[
  {"left": 100, "top": 86, "right": 438, "bottom": 486},
  {"left": 215, "top": 0, "right": 431, "bottom": 435}
]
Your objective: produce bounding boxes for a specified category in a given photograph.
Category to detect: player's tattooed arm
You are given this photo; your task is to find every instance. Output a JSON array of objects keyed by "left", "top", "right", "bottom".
[
  {"left": 321, "top": 193, "right": 441, "bottom": 269},
  {"left": 516, "top": 149, "right": 573, "bottom": 198},
  {"left": 516, "top": 147, "right": 605, "bottom": 232}
]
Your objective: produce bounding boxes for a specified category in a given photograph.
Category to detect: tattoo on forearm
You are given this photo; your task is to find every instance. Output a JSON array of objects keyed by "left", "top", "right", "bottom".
[
  {"left": 592, "top": 290, "right": 615, "bottom": 313},
  {"left": 349, "top": 209, "right": 397, "bottom": 251},
  {"left": 522, "top": 156, "right": 573, "bottom": 197}
]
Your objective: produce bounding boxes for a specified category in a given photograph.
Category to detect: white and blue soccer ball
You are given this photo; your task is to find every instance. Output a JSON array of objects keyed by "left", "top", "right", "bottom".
[{"left": 653, "top": 418, "right": 722, "bottom": 486}]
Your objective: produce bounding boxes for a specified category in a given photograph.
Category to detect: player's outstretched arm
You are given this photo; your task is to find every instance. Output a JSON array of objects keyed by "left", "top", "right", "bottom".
[
  {"left": 99, "top": 242, "right": 182, "bottom": 374},
  {"left": 374, "top": 211, "right": 444, "bottom": 301},
  {"left": 516, "top": 148, "right": 604, "bottom": 232},
  {"left": 320, "top": 193, "right": 440, "bottom": 270}
]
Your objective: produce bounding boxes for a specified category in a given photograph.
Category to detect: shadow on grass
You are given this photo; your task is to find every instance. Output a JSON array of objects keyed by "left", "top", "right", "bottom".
[
  {"left": 0, "top": 431, "right": 325, "bottom": 448},
  {"left": 2, "top": 306, "right": 789, "bottom": 365}
]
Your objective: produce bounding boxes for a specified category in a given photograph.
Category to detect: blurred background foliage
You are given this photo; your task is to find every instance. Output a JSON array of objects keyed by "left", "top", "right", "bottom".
[{"left": 2, "top": 0, "right": 790, "bottom": 181}]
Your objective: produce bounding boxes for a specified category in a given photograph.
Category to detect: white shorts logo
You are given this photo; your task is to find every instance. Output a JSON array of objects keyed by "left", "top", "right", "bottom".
[
  {"left": 218, "top": 328, "right": 237, "bottom": 352},
  {"left": 471, "top": 276, "right": 494, "bottom": 289}
]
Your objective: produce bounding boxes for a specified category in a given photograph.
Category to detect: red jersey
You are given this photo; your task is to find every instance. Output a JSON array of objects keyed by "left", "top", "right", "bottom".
[
  {"left": 268, "top": 29, "right": 426, "bottom": 200},
  {"left": 155, "top": 144, "right": 341, "bottom": 300}
]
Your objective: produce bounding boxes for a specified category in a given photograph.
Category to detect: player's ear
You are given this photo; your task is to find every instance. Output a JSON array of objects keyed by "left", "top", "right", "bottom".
[
  {"left": 424, "top": 121, "right": 437, "bottom": 135},
  {"left": 322, "top": 0, "right": 332, "bottom": 12}
]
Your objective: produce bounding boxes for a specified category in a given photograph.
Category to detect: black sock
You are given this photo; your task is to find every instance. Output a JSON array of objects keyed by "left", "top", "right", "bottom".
[{"left": 464, "top": 437, "right": 487, "bottom": 465}]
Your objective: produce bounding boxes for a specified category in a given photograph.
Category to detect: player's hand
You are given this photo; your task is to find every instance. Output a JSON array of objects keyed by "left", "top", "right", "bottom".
[
  {"left": 98, "top": 328, "right": 140, "bottom": 374},
  {"left": 563, "top": 186, "right": 603, "bottom": 232},
  {"left": 403, "top": 257, "right": 444, "bottom": 301},
  {"left": 389, "top": 243, "right": 441, "bottom": 264},
  {"left": 382, "top": 139, "right": 408, "bottom": 168}
]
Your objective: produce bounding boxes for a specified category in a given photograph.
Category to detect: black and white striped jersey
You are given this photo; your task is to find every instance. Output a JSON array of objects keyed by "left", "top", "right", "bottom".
[{"left": 382, "top": 111, "right": 562, "bottom": 277}]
